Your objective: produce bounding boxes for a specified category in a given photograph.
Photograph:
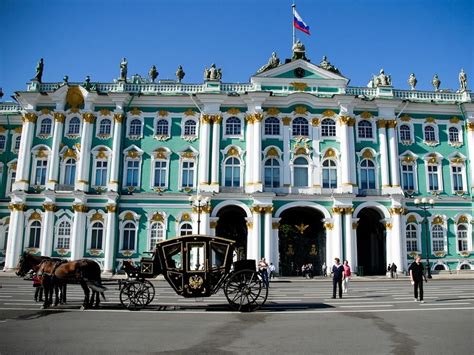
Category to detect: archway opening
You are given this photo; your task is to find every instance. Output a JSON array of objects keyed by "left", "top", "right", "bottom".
[
  {"left": 278, "top": 207, "right": 325, "bottom": 276},
  {"left": 215, "top": 205, "right": 248, "bottom": 260},
  {"left": 356, "top": 208, "right": 386, "bottom": 275}
]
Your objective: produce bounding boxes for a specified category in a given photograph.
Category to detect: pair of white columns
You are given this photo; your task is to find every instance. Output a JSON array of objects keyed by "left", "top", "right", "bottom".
[
  {"left": 46, "top": 113, "right": 65, "bottom": 190},
  {"left": 247, "top": 205, "right": 273, "bottom": 263},
  {"left": 13, "top": 113, "right": 36, "bottom": 191},
  {"left": 4, "top": 204, "right": 26, "bottom": 270},
  {"left": 244, "top": 113, "right": 264, "bottom": 192},
  {"left": 378, "top": 119, "right": 401, "bottom": 189},
  {"left": 108, "top": 114, "right": 124, "bottom": 192},
  {"left": 339, "top": 117, "right": 357, "bottom": 191}
]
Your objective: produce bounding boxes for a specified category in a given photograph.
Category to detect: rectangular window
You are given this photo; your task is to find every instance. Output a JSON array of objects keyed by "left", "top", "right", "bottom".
[
  {"left": 9, "top": 170, "right": 16, "bottom": 192},
  {"left": 95, "top": 160, "right": 108, "bottom": 186},
  {"left": 451, "top": 166, "right": 463, "bottom": 191},
  {"left": 126, "top": 160, "right": 139, "bottom": 187},
  {"left": 34, "top": 160, "right": 47, "bottom": 186},
  {"left": 427, "top": 165, "right": 439, "bottom": 191},
  {"left": 402, "top": 165, "right": 415, "bottom": 190},
  {"left": 154, "top": 161, "right": 167, "bottom": 187},
  {"left": 182, "top": 161, "right": 194, "bottom": 188},
  {"left": 322, "top": 169, "right": 337, "bottom": 188}
]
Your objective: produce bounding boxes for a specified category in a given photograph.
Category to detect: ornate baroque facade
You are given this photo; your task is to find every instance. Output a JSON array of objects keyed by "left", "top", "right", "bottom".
[{"left": 1, "top": 45, "right": 473, "bottom": 275}]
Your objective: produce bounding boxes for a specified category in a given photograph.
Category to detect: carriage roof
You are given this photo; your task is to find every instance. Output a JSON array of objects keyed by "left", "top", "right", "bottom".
[{"left": 156, "top": 234, "right": 236, "bottom": 248}]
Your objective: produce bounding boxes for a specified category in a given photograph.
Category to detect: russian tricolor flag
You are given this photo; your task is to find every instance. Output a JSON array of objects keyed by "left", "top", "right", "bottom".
[{"left": 293, "top": 9, "right": 310, "bottom": 35}]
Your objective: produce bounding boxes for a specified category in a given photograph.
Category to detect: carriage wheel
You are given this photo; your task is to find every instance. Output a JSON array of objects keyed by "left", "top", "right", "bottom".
[
  {"left": 224, "top": 270, "right": 268, "bottom": 312},
  {"left": 119, "top": 281, "right": 155, "bottom": 310}
]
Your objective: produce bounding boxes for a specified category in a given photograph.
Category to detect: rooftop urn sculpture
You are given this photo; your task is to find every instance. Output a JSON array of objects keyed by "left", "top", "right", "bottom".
[
  {"left": 204, "top": 63, "right": 222, "bottom": 81},
  {"left": 432, "top": 74, "right": 441, "bottom": 91},
  {"left": 119, "top": 57, "right": 128, "bottom": 82},
  {"left": 408, "top": 73, "right": 417, "bottom": 90},
  {"left": 459, "top": 68, "right": 468, "bottom": 91},
  {"left": 33, "top": 58, "right": 44, "bottom": 83},
  {"left": 319, "top": 55, "right": 340, "bottom": 75},
  {"left": 257, "top": 52, "right": 280, "bottom": 73},
  {"left": 291, "top": 40, "right": 308, "bottom": 61},
  {"left": 176, "top": 65, "right": 185, "bottom": 83},
  {"left": 149, "top": 65, "right": 158, "bottom": 83}
]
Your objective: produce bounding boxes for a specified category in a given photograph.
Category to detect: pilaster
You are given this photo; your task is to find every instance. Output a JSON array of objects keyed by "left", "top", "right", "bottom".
[
  {"left": 282, "top": 116, "right": 291, "bottom": 188},
  {"left": 244, "top": 114, "right": 254, "bottom": 193},
  {"left": 466, "top": 119, "right": 474, "bottom": 191},
  {"left": 13, "top": 113, "right": 37, "bottom": 191},
  {"left": 104, "top": 200, "right": 117, "bottom": 273},
  {"left": 70, "top": 196, "right": 88, "bottom": 260},
  {"left": 75, "top": 113, "right": 95, "bottom": 191},
  {"left": 198, "top": 113, "right": 212, "bottom": 191},
  {"left": 389, "top": 207, "right": 404, "bottom": 272},
  {"left": 331, "top": 207, "right": 344, "bottom": 260},
  {"left": 40, "top": 196, "right": 56, "bottom": 256},
  {"left": 263, "top": 205, "right": 273, "bottom": 262},
  {"left": 271, "top": 218, "right": 281, "bottom": 274},
  {"left": 4, "top": 201, "right": 26, "bottom": 270},
  {"left": 46, "top": 112, "right": 65, "bottom": 190},
  {"left": 377, "top": 119, "right": 391, "bottom": 194},
  {"left": 210, "top": 115, "right": 222, "bottom": 193},
  {"left": 108, "top": 113, "right": 124, "bottom": 192}
]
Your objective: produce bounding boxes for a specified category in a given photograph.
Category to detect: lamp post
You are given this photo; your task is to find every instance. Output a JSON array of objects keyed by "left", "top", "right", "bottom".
[
  {"left": 189, "top": 194, "right": 210, "bottom": 235},
  {"left": 414, "top": 197, "right": 435, "bottom": 278}
]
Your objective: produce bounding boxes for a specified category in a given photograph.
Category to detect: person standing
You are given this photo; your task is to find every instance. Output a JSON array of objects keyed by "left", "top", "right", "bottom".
[
  {"left": 390, "top": 263, "right": 398, "bottom": 279},
  {"left": 409, "top": 256, "right": 428, "bottom": 303},
  {"left": 258, "top": 258, "right": 269, "bottom": 287},
  {"left": 387, "top": 263, "right": 392, "bottom": 278},
  {"left": 269, "top": 262, "right": 276, "bottom": 280},
  {"left": 322, "top": 262, "right": 327, "bottom": 277},
  {"left": 342, "top": 260, "right": 351, "bottom": 293},
  {"left": 332, "top": 258, "right": 344, "bottom": 299}
]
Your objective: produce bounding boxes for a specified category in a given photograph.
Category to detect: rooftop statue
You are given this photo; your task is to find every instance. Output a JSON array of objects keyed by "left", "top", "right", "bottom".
[
  {"left": 149, "top": 65, "right": 158, "bottom": 83},
  {"left": 204, "top": 63, "right": 222, "bottom": 81},
  {"left": 119, "top": 58, "right": 128, "bottom": 82},
  {"left": 459, "top": 68, "right": 468, "bottom": 91},
  {"left": 34, "top": 58, "right": 44, "bottom": 83},
  {"left": 432, "top": 74, "right": 441, "bottom": 91},
  {"left": 319, "top": 55, "right": 340, "bottom": 75},
  {"left": 408, "top": 73, "right": 417, "bottom": 90},
  {"left": 62, "top": 75, "right": 69, "bottom": 86},
  {"left": 374, "top": 69, "right": 392, "bottom": 87},
  {"left": 176, "top": 65, "right": 185, "bottom": 83},
  {"left": 257, "top": 52, "right": 280, "bottom": 73},
  {"left": 291, "top": 40, "right": 308, "bottom": 61},
  {"left": 83, "top": 75, "right": 92, "bottom": 90}
]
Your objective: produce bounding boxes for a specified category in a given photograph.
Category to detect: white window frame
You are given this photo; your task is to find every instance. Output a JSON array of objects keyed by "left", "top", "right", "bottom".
[
  {"left": 320, "top": 118, "right": 337, "bottom": 139},
  {"left": 61, "top": 157, "right": 77, "bottom": 186},
  {"left": 222, "top": 156, "right": 243, "bottom": 188},
  {"left": 6, "top": 160, "right": 17, "bottom": 194},
  {"left": 447, "top": 123, "right": 463, "bottom": 146},
  {"left": 401, "top": 162, "right": 417, "bottom": 192},
  {"left": 422, "top": 123, "right": 439, "bottom": 146},
  {"left": 12, "top": 134, "right": 21, "bottom": 153},
  {"left": 119, "top": 220, "right": 138, "bottom": 252},
  {"left": 30, "top": 147, "right": 50, "bottom": 187},
  {"left": 292, "top": 117, "right": 310, "bottom": 137},
  {"left": 122, "top": 146, "right": 143, "bottom": 189},
  {"left": 263, "top": 157, "right": 282, "bottom": 188},
  {"left": 358, "top": 158, "right": 377, "bottom": 190},
  {"left": 223, "top": 116, "right": 243, "bottom": 139},
  {"left": 263, "top": 116, "right": 282, "bottom": 139},
  {"left": 405, "top": 222, "right": 421, "bottom": 253},
  {"left": 179, "top": 222, "right": 193, "bottom": 236},
  {"left": 25, "top": 219, "right": 42, "bottom": 250},
  {"left": 86, "top": 210, "right": 107, "bottom": 252},
  {"left": 321, "top": 158, "right": 338, "bottom": 189},
  {"left": 424, "top": 155, "right": 443, "bottom": 193},
  {"left": 356, "top": 119, "right": 376, "bottom": 142},
  {"left": 180, "top": 159, "right": 197, "bottom": 190},
  {"left": 150, "top": 148, "right": 171, "bottom": 190},
  {"left": 154, "top": 117, "right": 171, "bottom": 139},
  {"left": 450, "top": 162, "right": 466, "bottom": 194},
  {"left": 55, "top": 216, "right": 72, "bottom": 251},
  {"left": 429, "top": 217, "right": 447, "bottom": 255},
  {"left": 91, "top": 147, "right": 111, "bottom": 189},
  {"left": 290, "top": 155, "right": 311, "bottom": 188},
  {"left": 126, "top": 115, "right": 144, "bottom": 140},
  {"left": 181, "top": 118, "right": 198, "bottom": 140},
  {"left": 148, "top": 221, "right": 165, "bottom": 251},
  {"left": 0, "top": 133, "right": 7, "bottom": 152},
  {"left": 456, "top": 223, "right": 470, "bottom": 253},
  {"left": 36, "top": 115, "right": 53, "bottom": 138},
  {"left": 96, "top": 116, "right": 113, "bottom": 139},
  {"left": 65, "top": 115, "right": 82, "bottom": 138},
  {"left": 398, "top": 123, "right": 414, "bottom": 145}
]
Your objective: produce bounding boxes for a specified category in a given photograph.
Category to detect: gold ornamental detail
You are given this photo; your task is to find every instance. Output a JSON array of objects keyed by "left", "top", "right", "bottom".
[
  {"left": 402, "top": 155, "right": 416, "bottom": 163},
  {"left": 114, "top": 113, "right": 125, "bottom": 123},
  {"left": 105, "top": 204, "right": 117, "bottom": 213},
  {"left": 181, "top": 213, "right": 191, "bottom": 222},
  {"left": 266, "top": 107, "right": 280, "bottom": 116},
  {"left": 385, "top": 223, "right": 393, "bottom": 230},
  {"left": 450, "top": 157, "right": 464, "bottom": 164},
  {"left": 28, "top": 211, "right": 42, "bottom": 221},
  {"left": 42, "top": 203, "right": 56, "bottom": 212},
  {"left": 466, "top": 122, "right": 474, "bottom": 131},
  {"left": 389, "top": 207, "right": 405, "bottom": 215},
  {"left": 339, "top": 115, "right": 355, "bottom": 126},
  {"left": 400, "top": 114, "right": 411, "bottom": 122},
  {"left": 290, "top": 82, "right": 308, "bottom": 91},
  {"left": 352, "top": 222, "right": 359, "bottom": 229},
  {"left": 342, "top": 207, "right": 354, "bottom": 215},
  {"left": 40, "top": 108, "right": 51, "bottom": 115},
  {"left": 54, "top": 113, "right": 66, "bottom": 123},
  {"left": 14, "top": 126, "right": 22, "bottom": 133},
  {"left": 227, "top": 108, "right": 241, "bottom": 115},
  {"left": 99, "top": 109, "right": 111, "bottom": 116},
  {"left": 227, "top": 147, "right": 239, "bottom": 157},
  {"left": 360, "top": 111, "right": 373, "bottom": 119},
  {"left": 425, "top": 117, "right": 436, "bottom": 123},
  {"left": 91, "top": 212, "right": 104, "bottom": 222},
  {"left": 253, "top": 113, "right": 264, "bottom": 122},
  {"left": 449, "top": 116, "right": 460, "bottom": 124},
  {"left": 212, "top": 115, "right": 223, "bottom": 124},
  {"left": 266, "top": 147, "right": 279, "bottom": 158},
  {"left": 322, "top": 110, "right": 336, "bottom": 117},
  {"left": 69, "top": 107, "right": 80, "bottom": 113},
  {"left": 66, "top": 86, "right": 84, "bottom": 109},
  {"left": 184, "top": 109, "right": 197, "bottom": 116},
  {"left": 181, "top": 151, "right": 195, "bottom": 159},
  {"left": 8, "top": 203, "right": 27, "bottom": 211},
  {"left": 324, "top": 148, "right": 336, "bottom": 158},
  {"left": 272, "top": 222, "right": 280, "bottom": 229},
  {"left": 202, "top": 205, "right": 212, "bottom": 214},
  {"left": 96, "top": 148, "right": 108, "bottom": 159},
  {"left": 129, "top": 107, "right": 142, "bottom": 116},
  {"left": 332, "top": 207, "right": 344, "bottom": 215},
  {"left": 294, "top": 106, "right": 308, "bottom": 115},
  {"left": 36, "top": 148, "right": 48, "bottom": 158},
  {"left": 282, "top": 116, "right": 292, "bottom": 126},
  {"left": 64, "top": 148, "right": 77, "bottom": 159},
  {"left": 189, "top": 275, "right": 204, "bottom": 289},
  {"left": 151, "top": 212, "right": 164, "bottom": 222},
  {"left": 263, "top": 206, "right": 274, "bottom": 214},
  {"left": 432, "top": 216, "right": 444, "bottom": 225},
  {"left": 386, "top": 120, "right": 397, "bottom": 129},
  {"left": 376, "top": 119, "right": 387, "bottom": 129},
  {"left": 127, "top": 150, "right": 140, "bottom": 159},
  {"left": 72, "top": 204, "right": 88, "bottom": 213},
  {"left": 82, "top": 113, "right": 96, "bottom": 123},
  {"left": 311, "top": 118, "right": 320, "bottom": 126},
  {"left": 22, "top": 113, "right": 37, "bottom": 123},
  {"left": 246, "top": 221, "right": 253, "bottom": 230},
  {"left": 0, "top": 126, "right": 5, "bottom": 133},
  {"left": 457, "top": 215, "right": 468, "bottom": 224},
  {"left": 362, "top": 149, "right": 374, "bottom": 159},
  {"left": 407, "top": 215, "right": 418, "bottom": 223},
  {"left": 200, "top": 114, "right": 213, "bottom": 124},
  {"left": 209, "top": 221, "right": 217, "bottom": 229},
  {"left": 158, "top": 110, "right": 168, "bottom": 117},
  {"left": 324, "top": 222, "right": 334, "bottom": 230}
]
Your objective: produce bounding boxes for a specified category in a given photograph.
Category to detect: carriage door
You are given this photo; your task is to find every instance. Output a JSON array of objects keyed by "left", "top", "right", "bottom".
[{"left": 185, "top": 242, "right": 207, "bottom": 296}]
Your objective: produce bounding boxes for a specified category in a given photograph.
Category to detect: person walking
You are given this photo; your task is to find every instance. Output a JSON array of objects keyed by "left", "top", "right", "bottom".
[
  {"left": 258, "top": 258, "right": 269, "bottom": 287},
  {"left": 387, "top": 263, "right": 392, "bottom": 278},
  {"left": 322, "top": 262, "right": 327, "bottom": 277},
  {"left": 409, "top": 256, "right": 428, "bottom": 303},
  {"left": 332, "top": 258, "right": 344, "bottom": 299},
  {"left": 269, "top": 262, "right": 276, "bottom": 280},
  {"left": 390, "top": 263, "right": 398, "bottom": 279},
  {"left": 342, "top": 260, "right": 351, "bottom": 293}
]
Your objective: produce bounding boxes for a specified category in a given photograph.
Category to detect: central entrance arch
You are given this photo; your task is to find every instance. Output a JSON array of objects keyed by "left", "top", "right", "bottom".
[
  {"left": 215, "top": 205, "right": 248, "bottom": 260},
  {"left": 356, "top": 208, "right": 386, "bottom": 275},
  {"left": 278, "top": 207, "right": 326, "bottom": 276}
]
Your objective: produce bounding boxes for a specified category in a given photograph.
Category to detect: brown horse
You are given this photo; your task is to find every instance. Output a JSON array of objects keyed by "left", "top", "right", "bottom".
[
  {"left": 37, "top": 258, "right": 106, "bottom": 309},
  {"left": 16, "top": 253, "right": 67, "bottom": 305}
]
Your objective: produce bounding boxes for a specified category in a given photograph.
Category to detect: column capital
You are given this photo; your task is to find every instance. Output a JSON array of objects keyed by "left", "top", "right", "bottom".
[
  {"left": 8, "top": 203, "right": 27, "bottom": 211},
  {"left": 324, "top": 222, "right": 334, "bottom": 230},
  {"left": 42, "top": 203, "right": 56, "bottom": 212},
  {"left": 332, "top": 207, "right": 344, "bottom": 214},
  {"left": 385, "top": 119, "right": 397, "bottom": 129},
  {"left": 338, "top": 115, "right": 355, "bottom": 126},
  {"left": 282, "top": 116, "right": 292, "bottom": 126},
  {"left": 114, "top": 113, "right": 125, "bottom": 123},
  {"left": 311, "top": 118, "right": 320, "bottom": 126},
  {"left": 105, "top": 204, "right": 117, "bottom": 213},
  {"left": 245, "top": 114, "right": 255, "bottom": 124},
  {"left": 72, "top": 204, "right": 88, "bottom": 213},
  {"left": 251, "top": 205, "right": 269, "bottom": 214},
  {"left": 389, "top": 207, "right": 406, "bottom": 215},
  {"left": 212, "top": 115, "right": 223, "bottom": 124},
  {"left": 53, "top": 112, "right": 66, "bottom": 123},
  {"left": 82, "top": 113, "right": 96, "bottom": 123},
  {"left": 200, "top": 114, "right": 214, "bottom": 124},
  {"left": 467, "top": 121, "right": 474, "bottom": 131},
  {"left": 272, "top": 222, "right": 280, "bottom": 229},
  {"left": 22, "top": 113, "right": 37, "bottom": 123}
]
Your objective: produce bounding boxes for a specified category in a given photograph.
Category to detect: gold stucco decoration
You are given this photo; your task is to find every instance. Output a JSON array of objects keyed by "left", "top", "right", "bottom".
[
  {"left": 400, "top": 114, "right": 411, "bottom": 122},
  {"left": 376, "top": 119, "right": 386, "bottom": 128},
  {"left": 159, "top": 110, "right": 168, "bottom": 117},
  {"left": 130, "top": 107, "right": 141, "bottom": 116},
  {"left": 324, "top": 148, "right": 336, "bottom": 158},
  {"left": 457, "top": 215, "right": 468, "bottom": 224},
  {"left": 36, "top": 148, "right": 47, "bottom": 158},
  {"left": 290, "top": 82, "right": 308, "bottom": 91},
  {"left": 360, "top": 111, "right": 373, "bottom": 119},
  {"left": 402, "top": 155, "right": 416, "bottom": 163},
  {"left": 72, "top": 204, "right": 88, "bottom": 213},
  {"left": 96, "top": 148, "right": 108, "bottom": 159},
  {"left": 0, "top": 126, "right": 5, "bottom": 133},
  {"left": 266, "top": 107, "right": 280, "bottom": 116},
  {"left": 361, "top": 149, "right": 374, "bottom": 159},
  {"left": 69, "top": 107, "right": 80, "bottom": 113},
  {"left": 272, "top": 222, "right": 280, "bottom": 229},
  {"left": 8, "top": 203, "right": 27, "bottom": 211},
  {"left": 227, "top": 108, "right": 241, "bottom": 115},
  {"left": 181, "top": 151, "right": 195, "bottom": 159},
  {"left": 105, "top": 204, "right": 117, "bottom": 213},
  {"left": 29, "top": 211, "right": 42, "bottom": 221},
  {"left": 91, "top": 212, "right": 104, "bottom": 222},
  {"left": 42, "top": 203, "right": 56, "bottom": 212},
  {"left": 63, "top": 148, "right": 77, "bottom": 159},
  {"left": 282, "top": 116, "right": 292, "bottom": 126},
  {"left": 294, "top": 106, "right": 308, "bottom": 115},
  {"left": 467, "top": 122, "right": 474, "bottom": 131},
  {"left": 181, "top": 213, "right": 191, "bottom": 222},
  {"left": 324, "top": 222, "right": 334, "bottom": 230},
  {"left": 54, "top": 112, "right": 65, "bottom": 123},
  {"left": 40, "top": 108, "right": 51, "bottom": 115},
  {"left": 14, "top": 127, "right": 22, "bottom": 133},
  {"left": 432, "top": 216, "right": 444, "bottom": 225},
  {"left": 266, "top": 147, "right": 279, "bottom": 158},
  {"left": 449, "top": 116, "right": 460, "bottom": 124},
  {"left": 99, "top": 109, "right": 111, "bottom": 116},
  {"left": 311, "top": 118, "right": 320, "bottom": 126},
  {"left": 114, "top": 113, "right": 125, "bottom": 123},
  {"left": 151, "top": 212, "right": 164, "bottom": 222},
  {"left": 127, "top": 150, "right": 140, "bottom": 159},
  {"left": 322, "top": 110, "right": 336, "bottom": 117},
  {"left": 66, "top": 86, "right": 84, "bottom": 109},
  {"left": 227, "top": 147, "right": 239, "bottom": 157},
  {"left": 450, "top": 157, "right": 464, "bottom": 164},
  {"left": 201, "top": 114, "right": 213, "bottom": 124},
  {"left": 210, "top": 221, "right": 217, "bottom": 229},
  {"left": 295, "top": 147, "right": 307, "bottom": 155},
  {"left": 386, "top": 120, "right": 397, "bottom": 128},
  {"left": 425, "top": 117, "right": 436, "bottom": 123},
  {"left": 407, "top": 215, "right": 418, "bottom": 223},
  {"left": 123, "top": 212, "right": 135, "bottom": 221},
  {"left": 82, "top": 113, "right": 96, "bottom": 123},
  {"left": 184, "top": 109, "right": 196, "bottom": 116},
  {"left": 22, "top": 113, "right": 38, "bottom": 123}
]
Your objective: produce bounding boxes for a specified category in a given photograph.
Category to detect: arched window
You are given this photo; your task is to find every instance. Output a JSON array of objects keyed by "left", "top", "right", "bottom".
[
  {"left": 98, "top": 118, "right": 112, "bottom": 136},
  {"left": 149, "top": 222, "right": 164, "bottom": 251},
  {"left": 184, "top": 120, "right": 196, "bottom": 136},
  {"left": 431, "top": 225, "right": 444, "bottom": 252},
  {"left": 91, "top": 222, "right": 104, "bottom": 250},
  {"left": 293, "top": 157, "right": 309, "bottom": 187},
  {"left": 460, "top": 264, "right": 470, "bottom": 270},
  {"left": 400, "top": 124, "right": 412, "bottom": 141},
  {"left": 225, "top": 117, "right": 241, "bottom": 136},
  {"left": 402, "top": 163, "right": 415, "bottom": 191},
  {"left": 180, "top": 222, "right": 193, "bottom": 236},
  {"left": 424, "top": 126, "right": 436, "bottom": 141},
  {"left": 357, "top": 120, "right": 373, "bottom": 139},
  {"left": 129, "top": 119, "right": 142, "bottom": 136},
  {"left": 224, "top": 157, "right": 241, "bottom": 187},
  {"left": 448, "top": 127, "right": 460, "bottom": 143},
  {"left": 406, "top": 224, "right": 418, "bottom": 252},
  {"left": 15, "top": 136, "right": 21, "bottom": 151},
  {"left": 457, "top": 224, "right": 468, "bottom": 252},
  {"left": 264, "top": 158, "right": 280, "bottom": 188},
  {"left": 68, "top": 117, "right": 81, "bottom": 135},
  {"left": 40, "top": 118, "right": 52, "bottom": 135},
  {"left": 0, "top": 135, "right": 6, "bottom": 150},
  {"left": 292, "top": 117, "right": 309, "bottom": 136},
  {"left": 28, "top": 221, "right": 41, "bottom": 248},
  {"left": 122, "top": 222, "right": 136, "bottom": 250},
  {"left": 264, "top": 117, "right": 280, "bottom": 136},
  {"left": 321, "top": 118, "right": 336, "bottom": 137},
  {"left": 360, "top": 159, "right": 376, "bottom": 189},
  {"left": 322, "top": 159, "right": 337, "bottom": 188},
  {"left": 63, "top": 158, "right": 76, "bottom": 186},
  {"left": 56, "top": 220, "right": 71, "bottom": 249},
  {"left": 156, "top": 119, "right": 169, "bottom": 136}
]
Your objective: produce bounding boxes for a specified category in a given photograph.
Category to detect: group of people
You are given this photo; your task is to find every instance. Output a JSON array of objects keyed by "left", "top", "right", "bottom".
[
  {"left": 387, "top": 263, "right": 398, "bottom": 278},
  {"left": 301, "top": 263, "right": 314, "bottom": 279},
  {"left": 258, "top": 258, "right": 275, "bottom": 287},
  {"left": 331, "top": 259, "right": 352, "bottom": 298}
]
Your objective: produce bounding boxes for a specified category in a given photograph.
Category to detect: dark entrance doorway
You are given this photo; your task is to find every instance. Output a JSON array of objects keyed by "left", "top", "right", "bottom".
[
  {"left": 279, "top": 207, "right": 325, "bottom": 276},
  {"left": 356, "top": 208, "right": 386, "bottom": 275},
  {"left": 215, "top": 205, "right": 248, "bottom": 260}
]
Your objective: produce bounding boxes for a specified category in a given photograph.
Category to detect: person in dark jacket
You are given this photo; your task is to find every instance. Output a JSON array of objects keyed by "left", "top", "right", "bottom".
[
  {"left": 409, "top": 256, "right": 428, "bottom": 303},
  {"left": 332, "top": 258, "right": 344, "bottom": 299},
  {"left": 390, "top": 263, "right": 398, "bottom": 279}
]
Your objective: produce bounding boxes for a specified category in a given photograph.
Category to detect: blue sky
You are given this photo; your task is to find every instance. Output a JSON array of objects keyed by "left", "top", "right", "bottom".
[{"left": 0, "top": 0, "right": 472, "bottom": 99}]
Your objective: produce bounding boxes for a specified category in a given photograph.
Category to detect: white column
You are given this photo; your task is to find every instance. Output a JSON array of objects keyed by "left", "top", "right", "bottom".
[
  {"left": 201, "top": 207, "right": 211, "bottom": 235},
  {"left": 70, "top": 204, "right": 87, "bottom": 260},
  {"left": 4, "top": 204, "right": 26, "bottom": 270},
  {"left": 344, "top": 209, "right": 354, "bottom": 270},
  {"left": 351, "top": 218, "right": 359, "bottom": 272},
  {"left": 198, "top": 114, "right": 212, "bottom": 189},
  {"left": 467, "top": 121, "right": 474, "bottom": 191},
  {"left": 210, "top": 115, "right": 222, "bottom": 192},
  {"left": 339, "top": 117, "right": 352, "bottom": 192},
  {"left": 104, "top": 204, "right": 117, "bottom": 273},
  {"left": 282, "top": 118, "right": 291, "bottom": 187},
  {"left": 272, "top": 218, "right": 280, "bottom": 274},
  {"left": 76, "top": 113, "right": 95, "bottom": 191},
  {"left": 263, "top": 206, "right": 272, "bottom": 262},
  {"left": 108, "top": 113, "right": 124, "bottom": 192},
  {"left": 13, "top": 113, "right": 36, "bottom": 191},
  {"left": 46, "top": 113, "right": 65, "bottom": 190},
  {"left": 245, "top": 116, "right": 254, "bottom": 191},
  {"left": 324, "top": 219, "right": 334, "bottom": 270},
  {"left": 253, "top": 114, "right": 263, "bottom": 192},
  {"left": 377, "top": 120, "right": 390, "bottom": 190},
  {"left": 390, "top": 208, "right": 404, "bottom": 272},
  {"left": 348, "top": 122, "right": 357, "bottom": 191},
  {"left": 387, "top": 120, "right": 400, "bottom": 188},
  {"left": 331, "top": 208, "right": 343, "bottom": 260},
  {"left": 248, "top": 206, "right": 261, "bottom": 262},
  {"left": 311, "top": 120, "right": 321, "bottom": 190},
  {"left": 40, "top": 203, "right": 55, "bottom": 256}
]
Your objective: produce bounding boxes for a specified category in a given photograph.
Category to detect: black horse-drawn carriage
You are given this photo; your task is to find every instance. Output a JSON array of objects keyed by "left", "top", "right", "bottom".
[{"left": 120, "top": 234, "right": 268, "bottom": 312}]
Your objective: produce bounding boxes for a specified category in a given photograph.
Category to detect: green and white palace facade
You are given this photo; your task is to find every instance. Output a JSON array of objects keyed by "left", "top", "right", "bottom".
[{"left": 1, "top": 46, "right": 473, "bottom": 275}]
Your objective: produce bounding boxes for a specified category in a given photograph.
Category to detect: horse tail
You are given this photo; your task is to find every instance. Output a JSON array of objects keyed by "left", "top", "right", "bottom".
[{"left": 81, "top": 260, "right": 107, "bottom": 292}]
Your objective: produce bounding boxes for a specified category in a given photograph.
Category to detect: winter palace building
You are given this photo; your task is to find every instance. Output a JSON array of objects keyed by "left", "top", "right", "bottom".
[{"left": 1, "top": 43, "right": 473, "bottom": 275}]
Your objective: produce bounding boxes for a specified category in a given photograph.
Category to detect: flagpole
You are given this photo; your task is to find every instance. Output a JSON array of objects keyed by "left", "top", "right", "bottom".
[{"left": 292, "top": 3, "right": 296, "bottom": 45}]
